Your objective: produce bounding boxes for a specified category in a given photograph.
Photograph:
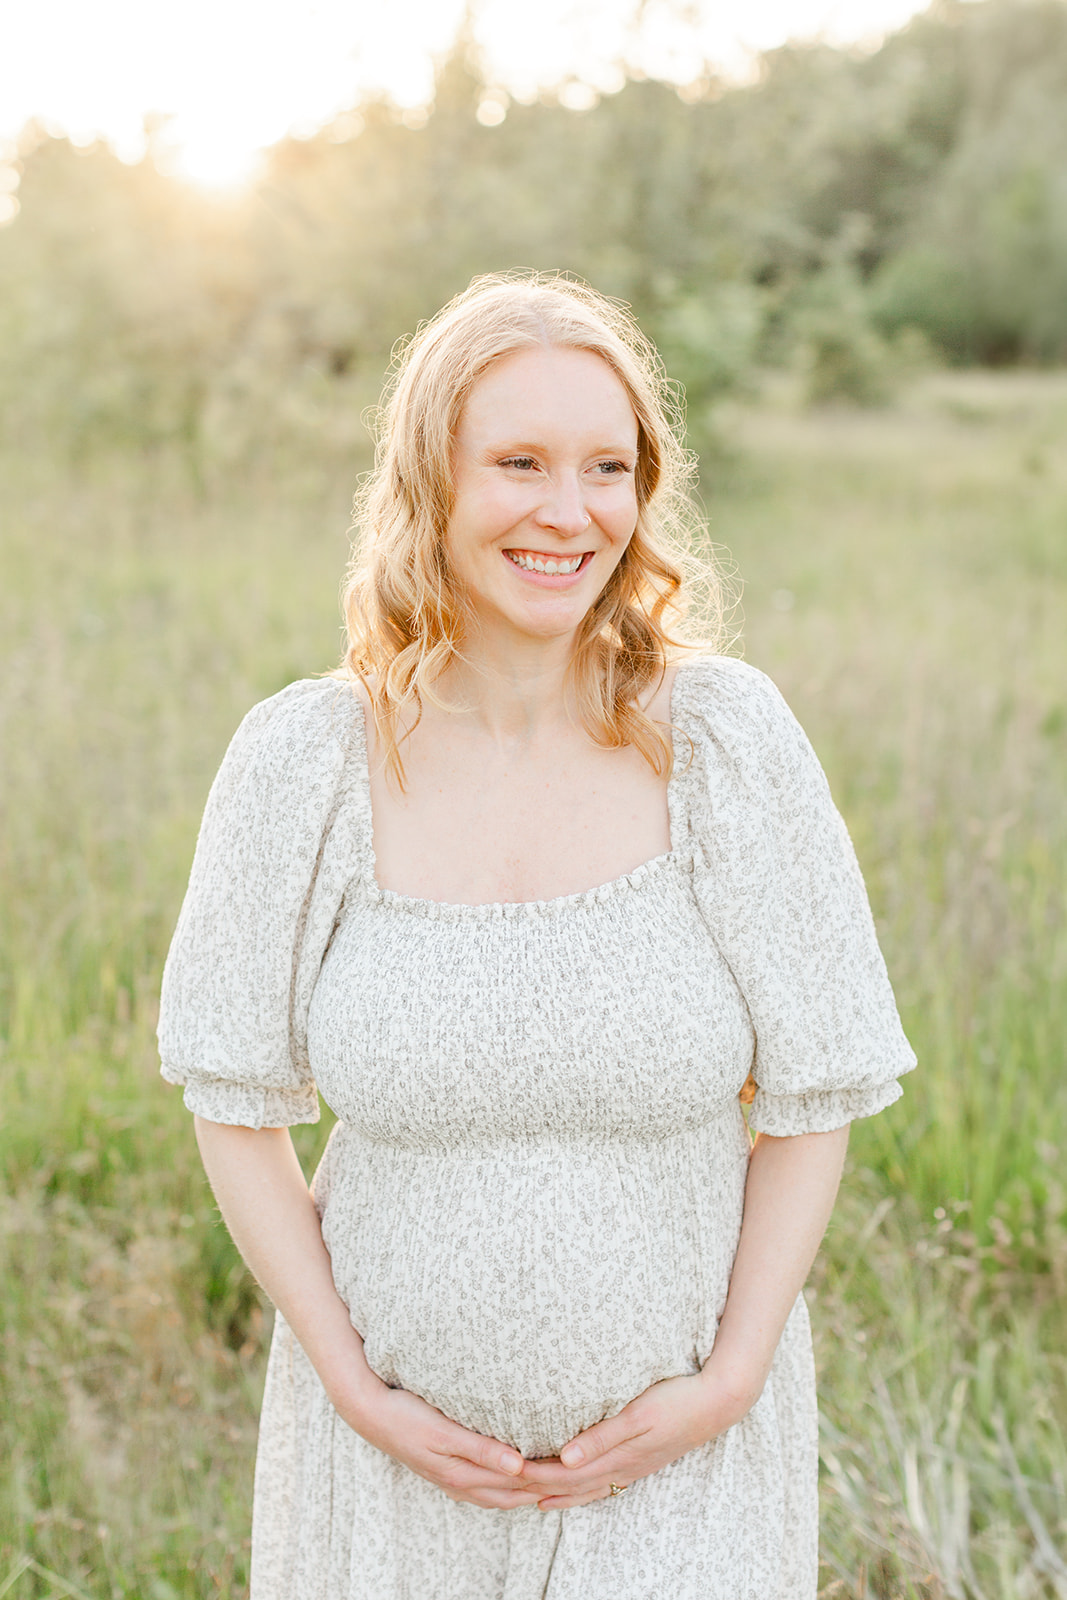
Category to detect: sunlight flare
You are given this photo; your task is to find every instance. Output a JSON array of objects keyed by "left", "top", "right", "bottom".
[{"left": 2, "top": 0, "right": 941, "bottom": 184}]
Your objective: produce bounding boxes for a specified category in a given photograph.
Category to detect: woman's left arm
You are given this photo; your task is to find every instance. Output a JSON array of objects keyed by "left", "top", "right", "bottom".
[{"left": 520, "top": 1126, "right": 849, "bottom": 1509}]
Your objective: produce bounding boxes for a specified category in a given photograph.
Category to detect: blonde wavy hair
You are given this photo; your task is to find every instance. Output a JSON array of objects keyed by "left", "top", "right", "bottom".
[{"left": 339, "top": 271, "right": 728, "bottom": 784}]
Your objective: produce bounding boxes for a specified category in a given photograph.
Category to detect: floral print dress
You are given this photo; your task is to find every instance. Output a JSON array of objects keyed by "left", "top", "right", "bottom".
[{"left": 159, "top": 657, "right": 915, "bottom": 1600}]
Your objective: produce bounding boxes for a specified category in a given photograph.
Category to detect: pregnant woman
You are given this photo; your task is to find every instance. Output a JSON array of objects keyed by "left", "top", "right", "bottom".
[{"left": 158, "top": 272, "right": 915, "bottom": 1599}]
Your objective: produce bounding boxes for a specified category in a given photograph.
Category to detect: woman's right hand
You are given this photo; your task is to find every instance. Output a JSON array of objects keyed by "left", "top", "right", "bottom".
[
  {"left": 344, "top": 1380, "right": 538, "bottom": 1509},
  {"left": 191, "top": 1122, "right": 535, "bottom": 1509}
]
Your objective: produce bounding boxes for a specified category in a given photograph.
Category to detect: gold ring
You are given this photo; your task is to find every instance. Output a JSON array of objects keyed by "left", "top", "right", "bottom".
[{"left": 609, "top": 1481, "right": 629, "bottom": 1496}]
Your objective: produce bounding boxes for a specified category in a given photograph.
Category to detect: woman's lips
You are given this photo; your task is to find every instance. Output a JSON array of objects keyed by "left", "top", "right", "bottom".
[{"left": 503, "top": 549, "right": 593, "bottom": 576}]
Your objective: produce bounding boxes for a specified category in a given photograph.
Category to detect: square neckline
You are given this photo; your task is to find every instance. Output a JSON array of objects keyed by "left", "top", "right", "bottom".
[{"left": 350, "top": 661, "right": 695, "bottom": 917}]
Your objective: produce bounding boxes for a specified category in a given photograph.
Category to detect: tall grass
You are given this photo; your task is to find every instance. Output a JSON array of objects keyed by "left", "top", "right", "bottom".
[
  {"left": 717, "top": 373, "right": 1067, "bottom": 1596},
  {"left": 1, "top": 370, "right": 1064, "bottom": 1597}
]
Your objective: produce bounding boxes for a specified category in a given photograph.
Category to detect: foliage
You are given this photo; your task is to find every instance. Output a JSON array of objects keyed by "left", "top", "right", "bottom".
[
  {"left": 867, "top": 0, "right": 1067, "bottom": 362},
  {"left": 2, "top": 0, "right": 1067, "bottom": 468}
]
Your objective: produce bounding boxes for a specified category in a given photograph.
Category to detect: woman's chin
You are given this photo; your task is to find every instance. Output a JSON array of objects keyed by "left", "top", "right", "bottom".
[{"left": 479, "top": 596, "right": 602, "bottom": 650}]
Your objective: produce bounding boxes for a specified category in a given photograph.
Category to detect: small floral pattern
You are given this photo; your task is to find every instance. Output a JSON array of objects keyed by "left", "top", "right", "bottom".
[{"left": 159, "top": 657, "right": 915, "bottom": 1600}]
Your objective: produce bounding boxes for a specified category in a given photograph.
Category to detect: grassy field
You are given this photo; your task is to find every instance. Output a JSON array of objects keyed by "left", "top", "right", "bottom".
[{"left": 1, "top": 368, "right": 1064, "bottom": 1598}]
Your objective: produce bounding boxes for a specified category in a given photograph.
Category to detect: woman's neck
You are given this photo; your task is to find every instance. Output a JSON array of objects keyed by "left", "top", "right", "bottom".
[{"left": 433, "top": 630, "right": 578, "bottom": 746}]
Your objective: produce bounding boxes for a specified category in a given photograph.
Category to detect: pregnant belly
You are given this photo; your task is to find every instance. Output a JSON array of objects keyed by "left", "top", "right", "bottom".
[{"left": 316, "top": 1121, "right": 748, "bottom": 1460}]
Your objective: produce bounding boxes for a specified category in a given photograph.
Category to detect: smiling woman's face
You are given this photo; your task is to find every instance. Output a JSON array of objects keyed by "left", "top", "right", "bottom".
[{"left": 445, "top": 344, "right": 640, "bottom": 650}]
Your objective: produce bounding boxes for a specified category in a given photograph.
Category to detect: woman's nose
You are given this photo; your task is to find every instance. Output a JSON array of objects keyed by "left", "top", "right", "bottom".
[{"left": 535, "top": 475, "right": 592, "bottom": 537}]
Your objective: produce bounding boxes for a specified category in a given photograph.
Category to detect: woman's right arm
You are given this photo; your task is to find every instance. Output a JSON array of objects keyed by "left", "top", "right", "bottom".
[{"left": 193, "top": 1118, "right": 534, "bottom": 1507}]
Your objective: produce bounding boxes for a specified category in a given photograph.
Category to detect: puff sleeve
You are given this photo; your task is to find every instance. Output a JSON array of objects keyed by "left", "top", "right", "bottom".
[
  {"left": 672, "top": 657, "right": 916, "bottom": 1136},
  {"left": 158, "top": 678, "right": 369, "bottom": 1129}
]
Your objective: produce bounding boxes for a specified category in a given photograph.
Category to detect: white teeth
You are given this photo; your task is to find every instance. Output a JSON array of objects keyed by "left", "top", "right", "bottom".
[{"left": 506, "top": 551, "right": 583, "bottom": 574}]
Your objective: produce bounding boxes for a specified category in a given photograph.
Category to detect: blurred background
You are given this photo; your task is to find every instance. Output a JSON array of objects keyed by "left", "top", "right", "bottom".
[{"left": 1, "top": 1, "right": 1065, "bottom": 1595}]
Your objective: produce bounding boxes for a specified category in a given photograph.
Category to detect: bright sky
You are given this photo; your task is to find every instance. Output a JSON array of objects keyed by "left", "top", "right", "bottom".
[{"left": 2, "top": 0, "right": 933, "bottom": 191}]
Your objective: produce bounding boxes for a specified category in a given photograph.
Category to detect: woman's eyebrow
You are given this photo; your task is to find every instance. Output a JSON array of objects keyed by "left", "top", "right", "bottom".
[{"left": 479, "top": 438, "right": 637, "bottom": 456}]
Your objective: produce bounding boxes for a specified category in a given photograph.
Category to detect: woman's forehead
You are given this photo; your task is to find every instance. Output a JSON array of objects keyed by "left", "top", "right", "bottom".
[{"left": 457, "top": 346, "right": 639, "bottom": 448}]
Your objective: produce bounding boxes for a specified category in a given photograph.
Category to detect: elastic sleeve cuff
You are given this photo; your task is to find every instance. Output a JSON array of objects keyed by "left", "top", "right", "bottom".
[
  {"left": 161, "top": 1064, "right": 320, "bottom": 1129},
  {"left": 747, "top": 1078, "right": 904, "bottom": 1137}
]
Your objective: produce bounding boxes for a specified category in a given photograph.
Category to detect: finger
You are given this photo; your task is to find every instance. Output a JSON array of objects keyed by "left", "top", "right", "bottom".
[
  {"left": 522, "top": 1435, "right": 641, "bottom": 1489},
  {"left": 535, "top": 1486, "right": 617, "bottom": 1510},
  {"left": 559, "top": 1412, "right": 645, "bottom": 1468},
  {"left": 465, "top": 1487, "right": 544, "bottom": 1510},
  {"left": 464, "top": 1431, "right": 526, "bottom": 1477},
  {"left": 518, "top": 1458, "right": 631, "bottom": 1499},
  {"left": 442, "top": 1461, "right": 543, "bottom": 1495},
  {"left": 430, "top": 1423, "right": 525, "bottom": 1479},
  {"left": 516, "top": 1466, "right": 591, "bottom": 1497},
  {"left": 519, "top": 1449, "right": 618, "bottom": 1486},
  {"left": 514, "top": 1455, "right": 563, "bottom": 1479}
]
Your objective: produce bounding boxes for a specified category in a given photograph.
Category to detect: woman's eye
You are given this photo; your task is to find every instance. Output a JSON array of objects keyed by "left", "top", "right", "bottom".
[
  {"left": 594, "top": 460, "right": 632, "bottom": 477},
  {"left": 501, "top": 456, "right": 537, "bottom": 471}
]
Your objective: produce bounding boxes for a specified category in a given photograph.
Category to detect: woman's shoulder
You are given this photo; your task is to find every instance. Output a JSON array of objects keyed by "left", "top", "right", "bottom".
[
  {"left": 669, "top": 653, "right": 836, "bottom": 829},
  {"left": 200, "top": 677, "right": 370, "bottom": 834},
  {"left": 671, "top": 653, "right": 798, "bottom": 742},
  {"left": 225, "top": 676, "right": 367, "bottom": 770}
]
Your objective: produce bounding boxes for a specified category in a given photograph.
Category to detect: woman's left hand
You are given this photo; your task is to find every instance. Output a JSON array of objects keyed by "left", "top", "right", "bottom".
[{"left": 516, "top": 1366, "right": 757, "bottom": 1510}]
